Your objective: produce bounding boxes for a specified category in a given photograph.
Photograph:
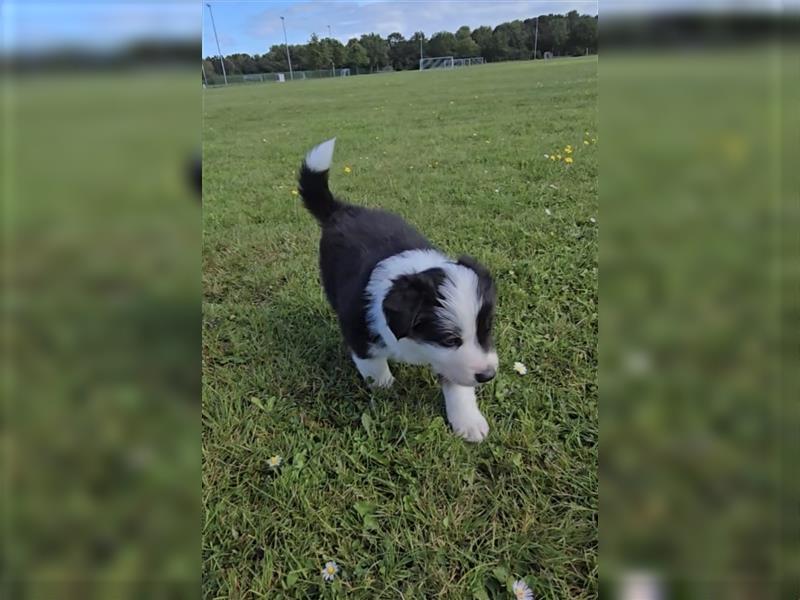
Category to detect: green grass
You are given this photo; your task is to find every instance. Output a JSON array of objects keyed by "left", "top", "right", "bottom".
[{"left": 203, "top": 58, "right": 598, "bottom": 599}]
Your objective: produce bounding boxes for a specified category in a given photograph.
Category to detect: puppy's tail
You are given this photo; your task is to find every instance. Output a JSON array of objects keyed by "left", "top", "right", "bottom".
[{"left": 298, "top": 138, "right": 342, "bottom": 224}]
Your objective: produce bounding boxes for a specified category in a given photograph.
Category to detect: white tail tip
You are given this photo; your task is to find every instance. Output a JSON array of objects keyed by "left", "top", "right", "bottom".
[{"left": 304, "top": 137, "right": 336, "bottom": 172}]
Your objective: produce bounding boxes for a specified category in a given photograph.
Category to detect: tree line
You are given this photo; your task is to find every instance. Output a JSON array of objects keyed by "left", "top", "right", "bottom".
[{"left": 202, "top": 11, "right": 597, "bottom": 76}]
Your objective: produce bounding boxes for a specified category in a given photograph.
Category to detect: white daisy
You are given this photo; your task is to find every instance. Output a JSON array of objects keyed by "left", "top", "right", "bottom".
[
  {"left": 321, "top": 560, "right": 339, "bottom": 582},
  {"left": 513, "top": 362, "right": 528, "bottom": 376},
  {"left": 267, "top": 455, "right": 282, "bottom": 468},
  {"left": 512, "top": 579, "right": 534, "bottom": 600}
]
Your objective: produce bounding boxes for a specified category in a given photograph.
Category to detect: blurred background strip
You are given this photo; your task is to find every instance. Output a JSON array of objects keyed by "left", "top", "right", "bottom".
[
  {"left": 601, "top": 2, "right": 799, "bottom": 598},
  {"left": 2, "top": 1, "right": 200, "bottom": 597}
]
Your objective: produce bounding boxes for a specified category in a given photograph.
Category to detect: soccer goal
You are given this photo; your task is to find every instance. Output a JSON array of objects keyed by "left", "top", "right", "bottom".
[
  {"left": 419, "top": 56, "right": 454, "bottom": 70},
  {"left": 453, "top": 57, "right": 485, "bottom": 67}
]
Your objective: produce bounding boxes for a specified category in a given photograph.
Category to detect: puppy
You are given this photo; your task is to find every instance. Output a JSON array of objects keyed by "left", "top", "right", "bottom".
[{"left": 298, "top": 139, "right": 498, "bottom": 442}]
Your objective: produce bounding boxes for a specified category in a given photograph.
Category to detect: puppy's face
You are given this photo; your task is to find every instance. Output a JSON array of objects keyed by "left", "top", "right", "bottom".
[{"left": 382, "top": 257, "right": 498, "bottom": 387}]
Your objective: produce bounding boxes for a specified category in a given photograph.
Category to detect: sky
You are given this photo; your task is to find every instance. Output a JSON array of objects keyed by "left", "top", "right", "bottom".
[
  {"left": 2, "top": 1, "right": 199, "bottom": 53},
  {"left": 202, "top": 1, "right": 597, "bottom": 57}
]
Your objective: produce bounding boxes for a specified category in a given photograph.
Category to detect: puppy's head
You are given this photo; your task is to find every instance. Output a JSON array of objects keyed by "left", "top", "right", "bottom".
[{"left": 382, "top": 256, "right": 498, "bottom": 387}]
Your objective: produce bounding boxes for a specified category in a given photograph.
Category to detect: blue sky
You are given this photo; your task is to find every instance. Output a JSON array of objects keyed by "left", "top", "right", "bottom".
[
  {"left": 2, "top": 1, "right": 199, "bottom": 52},
  {"left": 202, "top": 1, "right": 598, "bottom": 57}
]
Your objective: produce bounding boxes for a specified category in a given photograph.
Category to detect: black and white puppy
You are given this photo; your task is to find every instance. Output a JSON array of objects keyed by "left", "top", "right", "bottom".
[{"left": 298, "top": 139, "right": 498, "bottom": 442}]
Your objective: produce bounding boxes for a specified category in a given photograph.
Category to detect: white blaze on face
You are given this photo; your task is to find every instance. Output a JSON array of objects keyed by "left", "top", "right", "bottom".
[{"left": 432, "top": 264, "right": 497, "bottom": 386}]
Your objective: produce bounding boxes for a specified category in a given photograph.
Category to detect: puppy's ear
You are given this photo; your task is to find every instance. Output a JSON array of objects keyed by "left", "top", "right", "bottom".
[
  {"left": 457, "top": 255, "right": 495, "bottom": 301},
  {"left": 383, "top": 268, "right": 444, "bottom": 340},
  {"left": 457, "top": 255, "right": 489, "bottom": 277}
]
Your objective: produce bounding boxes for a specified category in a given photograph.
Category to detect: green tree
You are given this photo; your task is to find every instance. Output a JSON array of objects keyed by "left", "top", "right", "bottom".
[
  {"left": 387, "top": 32, "right": 419, "bottom": 70},
  {"left": 325, "top": 38, "right": 346, "bottom": 69},
  {"left": 307, "top": 33, "right": 331, "bottom": 70},
  {"left": 201, "top": 59, "right": 216, "bottom": 81},
  {"left": 410, "top": 31, "right": 426, "bottom": 60},
  {"left": 258, "top": 45, "right": 288, "bottom": 72},
  {"left": 345, "top": 38, "right": 369, "bottom": 72},
  {"left": 289, "top": 44, "right": 310, "bottom": 71},
  {"left": 427, "top": 31, "right": 456, "bottom": 57},
  {"left": 567, "top": 14, "right": 597, "bottom": 55},
  {"left": 538, "top": 15, "right": 568, "bottom": 55},
  {"left": 454, "top": 35, "right": 479, "bottom": 57},
  {"left": 470, "top": 26, "right": 498, "bottom": 60},
  {"left": 359, "top": 33, "right": 389, "bottom": 71}
]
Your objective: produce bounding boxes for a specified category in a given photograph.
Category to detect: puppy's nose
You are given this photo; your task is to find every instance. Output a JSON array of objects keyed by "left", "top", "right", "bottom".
[{"left": 475, "top": 369, "right": 496, "bottom": 383}]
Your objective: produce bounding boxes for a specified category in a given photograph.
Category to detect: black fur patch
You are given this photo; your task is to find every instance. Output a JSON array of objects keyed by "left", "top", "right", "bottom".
[{"left": 382, "top": 268, "right": 461, "bottom": 347}]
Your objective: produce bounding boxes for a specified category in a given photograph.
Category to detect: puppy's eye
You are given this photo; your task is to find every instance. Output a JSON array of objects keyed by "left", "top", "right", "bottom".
[{"left": 440, "top": 335, "right": 462, "bottom": 348}]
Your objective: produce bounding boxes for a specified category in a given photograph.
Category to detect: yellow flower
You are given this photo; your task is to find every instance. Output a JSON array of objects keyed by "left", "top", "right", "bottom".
[
  {"left": 565, "top": 147, "right": 573, "bottom": 154},
  {"left": 556, "top": 154, "right": 562, "bottom": 160},
  {"left": 585, "top": 130, "right": 590, "bottom": 136},
  {"left": 564, "top": 157, "right": 574, "bottom": 164},
  {"left": 584, "top": 140, "right": 590, "bottom": 145},
  {"left": 549, "top": 155, "right": 556, "bottom": 161},
  {"left": 268, "top": 455, "right": 282, "bottom": 468},
  {"left": 291, "top": 189, "right": 299, "bottom": 196},
  {"left": 344, "top": 166, "right": 352, "bottom": 174}
]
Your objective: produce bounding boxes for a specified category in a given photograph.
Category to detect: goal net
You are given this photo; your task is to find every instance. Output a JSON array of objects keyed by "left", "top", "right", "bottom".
[
  {"left": 453, "top": 57, "right": 485, "bottom": 67},
  {"left": 419, "top": 56, "right": 454, "bottom": 70}
]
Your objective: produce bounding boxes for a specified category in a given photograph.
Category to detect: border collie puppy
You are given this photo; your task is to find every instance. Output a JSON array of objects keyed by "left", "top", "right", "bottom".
[{"left": 298, "top": 139, "right": 498, "bottom": 442}]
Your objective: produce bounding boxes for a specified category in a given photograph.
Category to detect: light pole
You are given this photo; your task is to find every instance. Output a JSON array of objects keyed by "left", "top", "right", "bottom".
[
  {"left": 533, "top": 17, "right": 539, "bottom": 60},
  {"left": 206, "top": 3, "right": 227, "bottom": 85},
  {"left": 280, "top": 16, "right": 294, "bottom": 80},
  {"left": 327, "top": 25, "right": 335, "bottom": 76}
]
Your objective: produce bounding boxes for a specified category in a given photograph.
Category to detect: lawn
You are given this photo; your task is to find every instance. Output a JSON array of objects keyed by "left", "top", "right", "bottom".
[{"left": 202, "top": 57, "right": 598, "bottom": 599}]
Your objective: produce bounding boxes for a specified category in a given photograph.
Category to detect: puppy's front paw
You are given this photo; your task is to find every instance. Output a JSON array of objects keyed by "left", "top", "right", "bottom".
[
  {"left": 368, "top": 372, "right": 395, "bottom": 389},
  {"left": 449, "top": 410, "right": 489, "bottom": 443}
]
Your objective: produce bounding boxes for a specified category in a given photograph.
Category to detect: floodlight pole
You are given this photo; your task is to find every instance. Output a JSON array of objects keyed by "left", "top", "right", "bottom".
[
  {"left": 280, "top": 16, "right": 294, "bottom": 80},
  {"left": 533, "top": 17, "right": 539, "bottom": 60},
  {"left": 206, "top": 3, "right": 227, "bottom": 85},
  {"left": 328, "top": 25, "right": 335, "bottom": 76}
]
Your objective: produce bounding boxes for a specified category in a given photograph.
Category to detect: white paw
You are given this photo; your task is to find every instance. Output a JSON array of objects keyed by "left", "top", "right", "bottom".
[
  {"left": 368, "top": 373, "right": 395, "bottom": 389},
  {"left": 449, "top": 410, "right": 489, "bottom": 443}
]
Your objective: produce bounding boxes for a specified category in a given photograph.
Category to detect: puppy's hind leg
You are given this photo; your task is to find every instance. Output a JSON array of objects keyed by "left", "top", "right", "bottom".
[{"left": 352, "top": 353, "right": 395, "bottom": 388}]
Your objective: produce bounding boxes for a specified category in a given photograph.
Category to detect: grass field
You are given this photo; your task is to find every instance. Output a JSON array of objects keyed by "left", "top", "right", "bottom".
[{"left": 202, "top": 57, "right": 598, "bottom": 599}]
